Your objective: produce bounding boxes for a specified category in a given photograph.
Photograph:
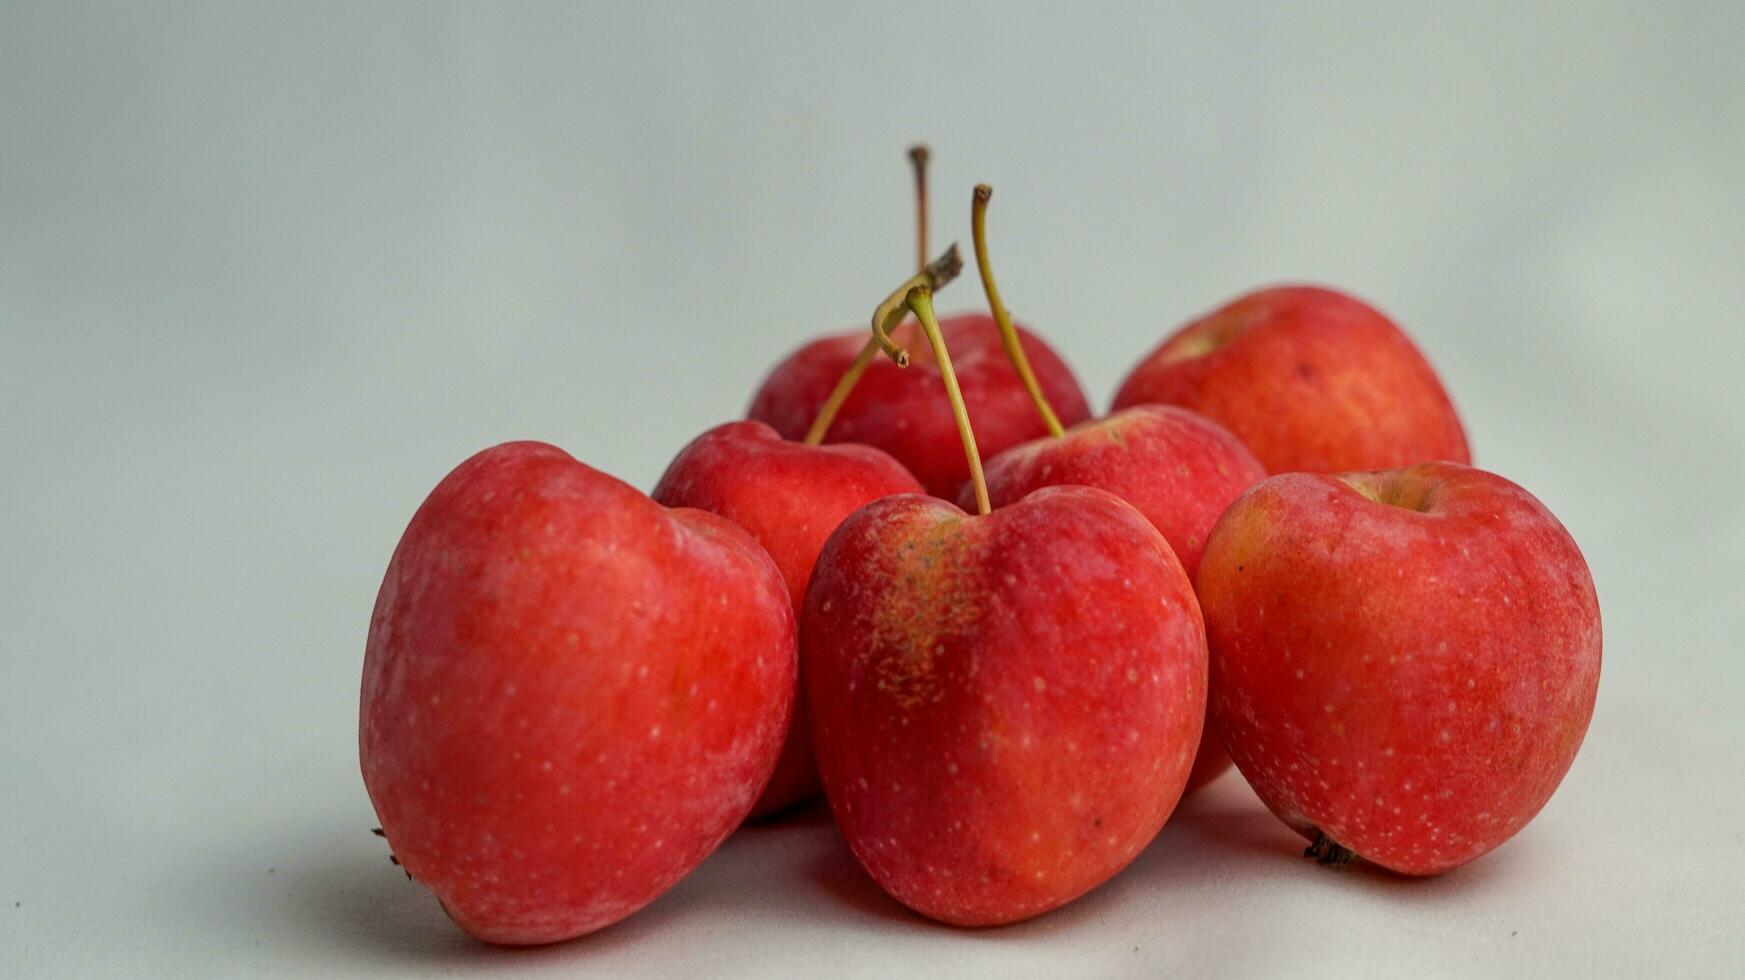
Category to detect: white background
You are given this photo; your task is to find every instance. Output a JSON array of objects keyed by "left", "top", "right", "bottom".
[{"left": 3, "top": 2, "right": 1742, "bottom": 976}]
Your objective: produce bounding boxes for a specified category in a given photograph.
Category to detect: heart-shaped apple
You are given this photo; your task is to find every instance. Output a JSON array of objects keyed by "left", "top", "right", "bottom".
[{"left": 360, "top": 442, "right": 795, "bottom": 943}]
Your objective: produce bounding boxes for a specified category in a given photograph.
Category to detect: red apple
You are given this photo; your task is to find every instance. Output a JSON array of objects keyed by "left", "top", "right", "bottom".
[
  {"left": 805, "top": 486, "right": 1206, "bottom": 925},
  {"left": 749, "top": 314, "right": 1091, "bottom": 498},
  {"left": 801, "top": 275, "right": 1206, "bottom": 926},
  {"left": 969, "top": 404, "right": 1264, "bottom": 791},
  {"left": 653, "top": 420, "right": 923, "bottom": 817},
  {"left": 1113, "top": 285, "right": 1471, "bottom": 474},
  {"left": 1196, "top": 461, "right": 1601, "bottom": 874},
  {"left": 360, "top": 441, "right": 796, "bottom": 943},
  {"left": 959, "top": 185, "right": 1265, "bottom": 792}
]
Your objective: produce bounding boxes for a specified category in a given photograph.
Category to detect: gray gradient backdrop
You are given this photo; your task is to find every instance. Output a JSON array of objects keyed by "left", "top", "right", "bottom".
[{"left": 2, "top": 2, "right": 1741, "bottom": 977}]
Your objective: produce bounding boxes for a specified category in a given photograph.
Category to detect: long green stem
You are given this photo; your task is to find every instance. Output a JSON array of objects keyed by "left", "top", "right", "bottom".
[{"left": 971, "top": 184, "right": 1065, "bottom": 438}]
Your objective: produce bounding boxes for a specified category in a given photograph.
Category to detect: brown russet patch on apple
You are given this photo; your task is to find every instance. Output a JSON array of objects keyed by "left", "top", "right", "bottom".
[
  {"left": 666, "top": 662, "right": 693, "bottom": 729},
  {"left": 868, "top": 523, "right": 983, "bottom": 710}
]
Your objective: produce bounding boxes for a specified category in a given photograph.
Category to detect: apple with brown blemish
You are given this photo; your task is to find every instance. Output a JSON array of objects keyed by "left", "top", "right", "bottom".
[
  {"left": 1196, "top": 461, "right": 1601, "bottom": 874},
  {"left": 1114, "top": 285, "right": 1471, "bottom": 474},
  {"left": 802, "top": 273, "right": 1207, "bottom": 926},
  {"left": 960, "top": 184, "right": 1265, "bottom": 791},
  {"left": 360, "top": 442, "right": 795, "bottom": 943}
]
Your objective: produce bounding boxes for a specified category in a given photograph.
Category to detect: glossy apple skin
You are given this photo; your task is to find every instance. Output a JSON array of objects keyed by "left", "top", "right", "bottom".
[
  {"left": 803, "top": 488, "right": 1207, "bottom": 926},
  {"left": 1197, "top": 462, "right": 1600, "bottom": 875},
  {"left": 968, "top": 404, "right": 1265, "bottom": 792},
  {"left": 1113, "top": 285, "right": 1471, "bottom": 474},
  {"left": 749, "top": 313, "right": 1092, "bottom": 497},
  {"left": 361, "top": 442, "right": 796, "bottom": 944},
  {"left": 653, "top": 421, "right": 923, "bottom": 817}
]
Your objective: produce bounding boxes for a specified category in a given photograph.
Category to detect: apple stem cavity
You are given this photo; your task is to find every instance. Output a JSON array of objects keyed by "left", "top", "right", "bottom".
[
  {"left": 871, "top": 280, "right": 990, "bottom": 514},
  {"left": 803, "top": 243, "right": 965, "bottom": 445},
  {"left": 1303, "top": 831, "right": 1358, "bottom": 868},
  {"left": 972, "top": 184, "right": 1066, "bottom": 439}
]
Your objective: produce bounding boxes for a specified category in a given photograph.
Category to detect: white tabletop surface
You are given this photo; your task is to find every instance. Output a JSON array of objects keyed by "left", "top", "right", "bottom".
[{"left": 3, "top": 3, "right": 1742, "bottom": 977}]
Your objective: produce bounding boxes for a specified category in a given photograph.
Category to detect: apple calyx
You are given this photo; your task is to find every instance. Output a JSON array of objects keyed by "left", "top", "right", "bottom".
[
  {"left": 972, "top": 183, "right": 1066, "bottom": 439},
  {"left": 803, "top": 242, "right": 965, "bottom": 445},
  {"left": 1304, "top": 831, "right": 1359, "bottom": 867},
  {"left": 870, "top": 278, "right": 989, "bottom": 515}
]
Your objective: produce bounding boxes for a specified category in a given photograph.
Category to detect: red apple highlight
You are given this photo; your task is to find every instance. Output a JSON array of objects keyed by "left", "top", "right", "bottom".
[
  {"left": 1196, "top": 461, "right": 1601, "bottom": 874},
  {"left": 360, "top": 442, "right": 796, "bottom": 943}
]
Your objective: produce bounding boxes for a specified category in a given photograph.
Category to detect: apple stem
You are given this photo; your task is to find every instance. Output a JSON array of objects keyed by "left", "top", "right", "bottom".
[
  {"left": 1303, "top": 831, "right": 1358, "bottom": 867},
  {"left": 909, "top": 144, "right": 931, "bottom": 274},
  {"left": 971, "top": 184, "right": 1066, "bottom": 439},
  {"left": 894, "top": 144, "right": 932, "bottom": 350},
  {"left": 873, "top": 282, "right": 990, "bottom": 515},
  {"left": 804, "top": 244, "right": 964, "bottom": 446}
]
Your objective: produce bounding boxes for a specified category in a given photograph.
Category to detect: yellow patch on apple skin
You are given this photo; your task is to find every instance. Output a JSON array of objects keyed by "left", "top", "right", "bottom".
[
  {"left": 868, "top": 522, "right": 984, "bottom": 711},
  {"left": 1205, "top": 497, "right": 1274, "bottom": 580},
  {"left": 1057, "top": 407, "right": 1148, "bottom": 449},
  {"left": 1336, "top": 466, "right": 1448, "bottom": 513},
  {"left": 1153, "top": 308, "right": 1257, "bottom": 365}
]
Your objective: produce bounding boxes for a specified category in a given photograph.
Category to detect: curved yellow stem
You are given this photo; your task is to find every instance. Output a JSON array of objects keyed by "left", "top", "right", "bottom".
[
  {"left": 887, "top": 285, "right": 989, "bottom": 515},
  {"left": 972, "top": 184, "right": 1065, "bottom": 439},
  {"left": 804, "top": 243, "right": 964, "bottom": 445},
  {"left": 801, "top": 341, "right": 880, "bottom": 445}
]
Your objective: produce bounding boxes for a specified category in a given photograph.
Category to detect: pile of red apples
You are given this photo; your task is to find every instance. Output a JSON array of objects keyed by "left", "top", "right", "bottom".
[{"left": 360, "top": 149, "right": 1601, "bottom": 944}]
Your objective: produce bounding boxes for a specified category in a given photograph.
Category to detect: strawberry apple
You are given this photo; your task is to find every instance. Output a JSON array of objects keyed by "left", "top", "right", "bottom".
[
  {"left": 360, "top": 442, "right": 796, "bottom": 943},
  {"left": 1197, "top": 461, "right": 1601, "bottom": 874},
  {"left": 802, "top": 275, "right": 1207, "bottom": 926}
]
